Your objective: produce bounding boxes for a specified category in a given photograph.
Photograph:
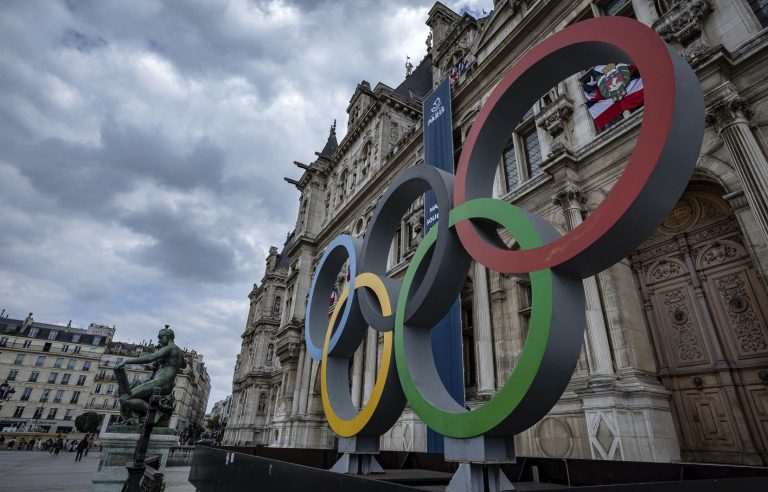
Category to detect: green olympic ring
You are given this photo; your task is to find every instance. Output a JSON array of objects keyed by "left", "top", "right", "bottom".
[{"left": 394, "top": 198, "right": 584, "bottom": 438}]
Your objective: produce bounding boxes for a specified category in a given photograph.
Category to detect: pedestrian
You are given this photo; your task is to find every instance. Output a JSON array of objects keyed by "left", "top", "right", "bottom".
[
  {"left": 17, "top": 438, "right": 26, "bottom": 451},
  {"left": 75, "top": 436, "right": 88, "bottom": 462},
  {"left": 0, "top": 434, "right": 4, "bottom": 447},
  {"left": 27, "top": 438, "right": 35, "bottom": 451},
  {"left": 85, "top": 435, "right": 93, "bottom": 456},
  {"left": 54, "top": 437, "right": 63, "bottom": 455},
  {"left": 7, "top": 438, "right": 15, "bottom": 450}
]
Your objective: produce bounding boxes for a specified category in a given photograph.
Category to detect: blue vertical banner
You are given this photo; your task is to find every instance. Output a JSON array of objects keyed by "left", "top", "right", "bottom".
[{"left": 422, "top": 78, "right": 465, "bottom": 453}]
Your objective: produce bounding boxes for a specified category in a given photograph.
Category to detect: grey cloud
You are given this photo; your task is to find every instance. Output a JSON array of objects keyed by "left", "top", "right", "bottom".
[
  {"left": 120, "top": 206, "right": 238, "bottom": 283},
  {"left": 0, "top": 0, "right": 491, "bottom": 410}
]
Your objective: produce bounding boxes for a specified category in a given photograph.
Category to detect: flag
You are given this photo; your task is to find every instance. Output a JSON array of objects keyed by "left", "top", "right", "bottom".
[
  {"left": 583, "top": 63, "right": 644, "bottom": 129},
  {"left": 449, "top": 66, "right": 459, "bottom": 84},
  {"left": 329, "top": 290, "right": 336, "bottom": 306}
]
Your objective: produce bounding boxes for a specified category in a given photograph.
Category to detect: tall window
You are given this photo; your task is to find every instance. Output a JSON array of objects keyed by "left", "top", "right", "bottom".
[
  {"left": 95, "top": 383, "right": 102, "bottom": 394},
  {"left": 82, "top": 361, "right": 91, "bottom": 371},
  {"left": 54, "top": 358, "right": 63, "bottom": 368},
  {"left": 503, "top": 127, "right": 543, "bottom": 192},
  {"left": 20, "top": 387, "right": 32, "bottom": 401},
  {"left": 33, "top": 407, "right": 44, "bottom": 419},
  {"left": 29, "top": 327, "right": 39, "bottom": 337},
  {"left": 73, "top": 346, "right": 81, "bottom": 354},
  {"left": 460, "top": 279, "right": 477, "bottom": 395},
  {"left": 8, "top": 368, "right": 19, "bottom": 381},
  {"left": 13, "top": 406, "right": 24, "bottom": 418},
  {"left": 71, "top": 333, "right": 81, "bottom": 343},
  {"left": 522, "top": 129, "right": 542, "bottom": 178},
  {"left": 64, "top": 409, "right": 73, "bottom": 420},
  {"left": 35, "top": 356, "right": 45, "bottom": 367},
  {"left": 47, "top": 408, "right": 57, "bottom": 419},
  {"left": 602, "top": 0, "right": 635, "bottom": 17},
  {"left": 14, "top": 354, "right": 25, "bottom": 365},
  {"left": 22, "top": 340, "right": 32, "bottom": 348},
  {"left": 47, "top": 330, "right": 58, "bottom": 340},
  {"left": 503, "top": 144, "right": 520, "bottom": 190},
  {"left": 67, "top": 359, "right": 75, "bottom": 370},
  {"left": 43, "top": 342, "right": 51, "bottom": 352},
  {"left": 76, "top": 375, "right": 87, "bottom": 386},
  {"left": 70, "top": 391, "right": 80, "bottom": 404},
  {"left": 54, "top": 390, "right": 64, "bottom": 403},
  {"left": 28, "top": 371, "right": 39, "bottom": 382},
  {"left": 749, "top": 0, "right": 768, "bottom": 27},
  {"left": 39, "top": 389, "right": 50, "bottom": 402},
  {"left": 48, "top": 372, "right": 58, "bottom": 383},
  {"left": 61, "top": 373, "right": 71, "bottom": 385}
]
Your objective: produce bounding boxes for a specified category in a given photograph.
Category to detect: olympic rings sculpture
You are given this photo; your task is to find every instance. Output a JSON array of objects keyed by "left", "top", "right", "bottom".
[{"left": 305, "top": 17, "right": 704, "bottom": 441}]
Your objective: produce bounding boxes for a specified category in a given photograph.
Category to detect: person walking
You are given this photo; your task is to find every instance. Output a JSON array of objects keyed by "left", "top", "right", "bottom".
[
  {"left": 75, "top": 436, "right": 88, "bottom": 462},
  {"left": 54, "top": 436, "right": 63, "bottom": 455}
]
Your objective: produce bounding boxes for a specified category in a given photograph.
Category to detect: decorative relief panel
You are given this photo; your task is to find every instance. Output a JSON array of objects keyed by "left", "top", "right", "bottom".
[
  {"left": 710, "top": 271, "right": 768, "bottom": 357},
  {"left": 696, "top": 241, "right": 746, "bottom": 269},
  {"left": 648, "top": 259, "right": 688, "bottom": 283},
  {"left": 681, "top": 389, "right": 738, "bottom": 451},
  {"left": 660, "top": 287, "right": 709, "bottom": 366}
]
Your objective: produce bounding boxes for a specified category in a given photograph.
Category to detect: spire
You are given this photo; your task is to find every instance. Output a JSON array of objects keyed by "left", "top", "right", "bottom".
[{"left": 318, "top": 120, "right": 338, "bottom": 159}]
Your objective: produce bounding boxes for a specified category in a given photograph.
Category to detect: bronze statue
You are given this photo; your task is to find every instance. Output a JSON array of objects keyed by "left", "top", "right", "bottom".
[{"left": 114, "top": 325, "right": 186, "bottom": 427}]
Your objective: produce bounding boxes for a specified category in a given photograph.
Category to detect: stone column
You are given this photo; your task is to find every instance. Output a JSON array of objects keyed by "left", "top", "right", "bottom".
[
  {"left": 350, "top": 343, "right": 364, "bottom": 408},
  {"left": 552, "top": 185, "right": 615, "bottom": 382},
  {"left": 708, "top": 92, "right": 768, "bottom": 241},
  {"left": 291, "top": 346, "right": 306, "bottom": 416},
  {"left": 473, "top": 262, "right": 496, "bottom": 395},
  {"left": 363, "top": 328, "right": 378, "bottom": 403},
  {"left": 297, "top": 349, "right": 313, "bottom": 415}
]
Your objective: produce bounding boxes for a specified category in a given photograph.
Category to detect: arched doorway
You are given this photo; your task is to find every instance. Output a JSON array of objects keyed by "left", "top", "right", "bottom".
[{"left": 631, "top": 181, "right": 768, "bottom": 465}]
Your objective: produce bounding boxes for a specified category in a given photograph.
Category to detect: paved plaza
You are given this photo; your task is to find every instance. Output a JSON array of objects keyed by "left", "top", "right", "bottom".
[{"left": 0, "top": 450, "right": 195, "bottom": 491}]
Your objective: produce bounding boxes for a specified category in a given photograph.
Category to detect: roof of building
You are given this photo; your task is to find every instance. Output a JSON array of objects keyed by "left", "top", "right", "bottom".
[
  {"left": 394, "top": 53, "right": 433, "bottom": 100},
  {"left": 317, "top": 121, "right": 338, "bottom": 159},
  {"left": 0, "top": 317, "right": 108, "bottom": 346}
]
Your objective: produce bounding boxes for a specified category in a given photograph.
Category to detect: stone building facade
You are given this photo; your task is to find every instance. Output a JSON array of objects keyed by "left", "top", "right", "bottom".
[
  {"left": 0, "top": 314, "right": 211, "bottom": 439},
  {"left": 224, "top": 0, "right": 768, "bottom": 466},
  {"left": 0, "top": 315, "right": 114, "bottom": 435}
]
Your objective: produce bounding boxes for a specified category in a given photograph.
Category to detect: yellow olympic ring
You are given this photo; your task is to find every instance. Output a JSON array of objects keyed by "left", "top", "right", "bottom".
[{"left": 320, "top": 272, "right": 393, "bottom": 437}]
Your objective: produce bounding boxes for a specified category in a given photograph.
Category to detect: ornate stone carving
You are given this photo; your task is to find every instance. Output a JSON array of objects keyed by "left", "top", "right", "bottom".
[
  {"left": 536, "top": 93, "right": 574, "bottom": 156},
  {"left": 714, "top": 273, "right": 768, "bottom": 355},
  {"left": 551, "top": 183, "right": 585, "bottom": 211},
  {"left": 663, "top": 289, "right": 707, "bottom": 363},
  {"left": 655, "top": 0, "right": 713, "bottom": 63},
  {"left": 706, "top": 95, "right": 753, "bottom": 130}
]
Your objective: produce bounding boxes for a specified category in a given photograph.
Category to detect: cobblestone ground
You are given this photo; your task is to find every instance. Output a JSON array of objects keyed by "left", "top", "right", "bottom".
[{"left": 0, "top": 449, "right": 194, "bottom": 491}]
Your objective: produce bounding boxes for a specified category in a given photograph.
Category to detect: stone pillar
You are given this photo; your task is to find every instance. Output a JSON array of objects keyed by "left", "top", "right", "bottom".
[
  {"left": 350, "top": 343, "right": 364, "bottom": 408},
  {"left": 552, "top": 185, "right": 615, "bottom": 382},
  {"left": 472, "top": 262, "right": 496, "bottom": 395},
  {"left": 297, "top": 349, "right": 312, "bottom": 415},
  {"left": 92, "top": 431, "right": 178, "bottom": 492},
  {"left": 363, "top": 328, "right": 378, "bottom": 403},
  {"left": 291, "top": 346, "right": 306, "bottom": 416},
  {"left": 708, "top": 91, "right": 768, "bottom": 242}
]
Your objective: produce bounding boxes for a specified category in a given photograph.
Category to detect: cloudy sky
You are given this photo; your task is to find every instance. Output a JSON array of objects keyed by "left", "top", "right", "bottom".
[{"left": 0, "top": 0, "right": 491, "bottom": 411}]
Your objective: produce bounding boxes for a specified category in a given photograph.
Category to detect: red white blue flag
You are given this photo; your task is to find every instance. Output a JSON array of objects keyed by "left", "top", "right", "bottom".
[{"left": 583, "top": 63, "right": 644, "bottom": 129}]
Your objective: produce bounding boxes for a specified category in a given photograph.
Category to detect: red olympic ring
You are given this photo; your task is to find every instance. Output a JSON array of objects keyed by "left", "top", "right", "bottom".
[{"left": 454, "top": 17, "right": 704, "bottom": 277}]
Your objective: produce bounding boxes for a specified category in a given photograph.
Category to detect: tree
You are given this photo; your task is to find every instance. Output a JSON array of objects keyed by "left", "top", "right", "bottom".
[
  {"left": 75, "top": 411, "right": 103, "bottom": 433},
  {"left": 206, "top": 414, "right": 221, "bottom": 432}
]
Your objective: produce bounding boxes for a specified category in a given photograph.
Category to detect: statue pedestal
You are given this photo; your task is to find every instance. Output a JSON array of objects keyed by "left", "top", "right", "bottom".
[{"left": 92, "top": 429, "right": 178, "bottom": 492}]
